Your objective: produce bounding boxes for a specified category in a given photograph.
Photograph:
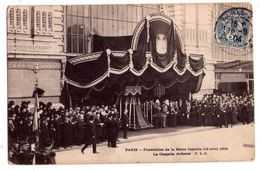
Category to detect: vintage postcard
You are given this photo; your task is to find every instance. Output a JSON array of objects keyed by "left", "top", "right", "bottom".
[{"left": 7, "top": 2, "right": 254, "bottom": 164}]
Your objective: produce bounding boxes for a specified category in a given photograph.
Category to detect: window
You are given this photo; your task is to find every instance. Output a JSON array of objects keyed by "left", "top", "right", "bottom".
[
  {"left": 66, "top": 5, "right": 89, "bottom": 54},
  {"left": 216, "top": 73, "right": 221, "bottom": 80},
  {"left": 66, "top": 5, "right": 160, "bottom": 54},
  {"left": 16, "top": 8, "right": 21, "bottom": 30},
  {"left": 36, "top": 10, "right": 41, "bottom": 32},
  {"left": 22, "top": 9, "right": 27, "bottom": 30},
  {"left": 9, "top": 8, "right": 14, "bottom": 28},
  {"left": 248, "top": 73, "right": 253, "bottom": 79},
  {"left": 48, "top": 12, "right": 53, "bottom": 32},
  {"left": 42, "top": 12, "right": 47, "bottom": 32}
]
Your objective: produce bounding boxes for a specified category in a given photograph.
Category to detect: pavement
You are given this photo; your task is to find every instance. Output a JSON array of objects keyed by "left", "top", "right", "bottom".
[
  {"left": 55, "top": 123, "right": 255, "bottom": 164},
  {"left": 54, "top": 125, "right": 223, "bottom": 152}
]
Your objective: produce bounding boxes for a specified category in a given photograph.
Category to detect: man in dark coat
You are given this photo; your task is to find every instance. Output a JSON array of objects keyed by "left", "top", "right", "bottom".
[
  {"left": 53, "top": 113, "right": 62, "bottom": 149},
  {"left": 75, "top": 114, "right": 85, "bottom": 145},
  {"left": 39, "top": 117, "right": 50, "bottom": 150},
  {"left": 62, "top": 116, "right": 72, "bottom": 148},
  {"left": 121, "top": 109, "right": 129, "bottom": 139},
  {"left": 179, "top": 99, "right": 187, "bottom": 126},
  {"left": 106, "top": 114, "right": 119, "bottom": 148},
  {"left": 81, "top": 115, "right": 97, "bottom": 154},
  {"left": 231, "top": 101, "right": 238, "bottom": 126},
  {"left": 153, "top": 100, "right": 161, "bottom": 128},
  {"left": 241, "top": 103, "right": 249, "bottom": 124},
  {"left": 94, "top": 113, "right": 105, "bottom": 143},
  {"left": 199, "top": 103, "right": 207, "bottom": 126}
]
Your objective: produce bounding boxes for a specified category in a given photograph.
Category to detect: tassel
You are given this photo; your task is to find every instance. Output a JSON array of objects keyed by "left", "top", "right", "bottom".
[
  {"left": 128, "top": 49, "right": 133, "bottom": 69},
  {"left": 106, "top": 49, "right": 111, "bottom": 77},
  {"left": 146, "top": 16, "right": 150, "bottom": 43}
]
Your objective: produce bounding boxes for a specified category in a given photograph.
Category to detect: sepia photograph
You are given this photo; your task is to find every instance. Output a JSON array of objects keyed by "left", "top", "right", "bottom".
[{"left": 6, "top": 2, "right": 254, "bottom": 165}]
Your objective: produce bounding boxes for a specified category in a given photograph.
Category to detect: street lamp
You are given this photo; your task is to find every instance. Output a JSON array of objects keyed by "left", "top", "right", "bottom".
[{"left": 32, "top": 63, "right": 39, "bottom": 164}]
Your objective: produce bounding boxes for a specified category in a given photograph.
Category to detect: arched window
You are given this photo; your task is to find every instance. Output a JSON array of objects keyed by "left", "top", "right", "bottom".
[
  {"left": 9, "top": 8, "right": 14, "bottom": 29},
  {"left": 16, "top": 8, "right": 21, "bottom": 30},
  {"left": 66, "top": 5, "right": 86, "bottom": 54},
  {"left": 22, "top": 9, "right": 27, "bottom": 30},
  {"left": 48, "top": 12, "right": 53, "bottom": 32},
  {"left": 36, "top": 10, "right": 41, "bottom": 32},
  {"left": 42, "top": 12, "right": 47, "bottom": 32}
]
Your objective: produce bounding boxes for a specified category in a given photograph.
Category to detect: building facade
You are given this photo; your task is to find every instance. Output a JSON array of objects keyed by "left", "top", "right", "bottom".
[
  {"left": 162, "top": 3, "right": 253, "bottom": 97},
  {"left": 7, "top": 6, "right": 66, "bottom": 104},
  {"left": 7, "top": 3, "right": 253, "bottom": 103}
]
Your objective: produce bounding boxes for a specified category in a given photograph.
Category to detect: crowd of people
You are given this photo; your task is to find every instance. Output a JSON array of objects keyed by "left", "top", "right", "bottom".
[
  {"left": 8, "top": 102, "right": 123, "bottom": 164},
  {"left": 8, "top": 91, "right": 254, "bottom": 164},
  {"left": 152, "top": 92, "right": 254, "bottom": 128}
]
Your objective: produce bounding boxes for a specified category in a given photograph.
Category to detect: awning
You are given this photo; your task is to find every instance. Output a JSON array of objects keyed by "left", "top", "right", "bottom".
[{"left": 215, "top": 60, "right": 253, "bottom": 72}]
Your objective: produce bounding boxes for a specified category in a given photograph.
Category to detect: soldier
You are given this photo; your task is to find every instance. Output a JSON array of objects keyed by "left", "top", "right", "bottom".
[{"left": 81, "top": 115, "right": 97, "bottom": 154}]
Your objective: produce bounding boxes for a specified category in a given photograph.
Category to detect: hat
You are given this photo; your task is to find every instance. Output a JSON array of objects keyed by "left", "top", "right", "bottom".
[
  {"left": 8, "top": 101, "right": 15, "bottom": 109},
  {"left": 46, "top": 102, "right": 52, "bottom": 108},
  {"left": 21, "top": 101, "right": 30, "bottom": 108}
]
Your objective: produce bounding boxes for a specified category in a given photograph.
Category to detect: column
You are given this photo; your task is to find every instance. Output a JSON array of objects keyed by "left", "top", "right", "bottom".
[
  {"left": 133, "top": 97, "right": 136, "bottom": 129},
  {"left": 119, "top": 97, "right": 122, "bottom": 119},
  {"left": 129, "top": 97, "right": 132, "bottom": 129}
]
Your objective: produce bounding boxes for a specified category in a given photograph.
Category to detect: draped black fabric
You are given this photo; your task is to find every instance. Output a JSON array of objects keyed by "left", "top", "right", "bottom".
[
  {"left": 175, "top": 36, "right": 187, "bottom": 71},
  {"left": 189, "top": 56, "right": 204, "bottom": 72},
  {"left": 138, "top": 67, "right": 201, "bottom": 90},
  {"left": 150, "top": 21, "right": 175, "bottom": 68},
  {"left": 63, "top": 15, "right": 205, "bottom": 107},
  {"left": 131, "top": 19, "right": 187, "bottom": 71},
  {"left": 132, "top": 20, "right": 149, "bottom": 71},
  {"left": 110, "top": 53, "right": 130, "bottom": 70},
  {"left": 65, "top": 52, "right": 108, "bottom": 85},
  {"left": 93, "top": 35, "right": 132, "bottom": 52}
]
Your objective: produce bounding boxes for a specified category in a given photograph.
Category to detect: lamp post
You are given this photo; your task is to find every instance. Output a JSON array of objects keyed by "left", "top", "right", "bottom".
[{"left": 32, "top": 63, "right": 39, "bottom": 164}]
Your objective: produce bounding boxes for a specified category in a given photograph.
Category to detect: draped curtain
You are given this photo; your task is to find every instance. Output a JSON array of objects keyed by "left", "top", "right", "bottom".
[{"left": 63, "top": 15, "right": 205, "bottom": 107}]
